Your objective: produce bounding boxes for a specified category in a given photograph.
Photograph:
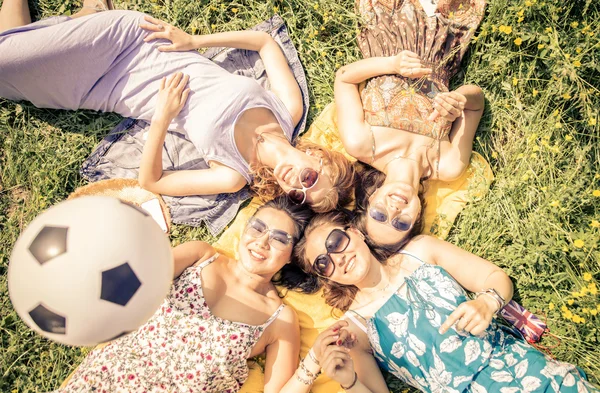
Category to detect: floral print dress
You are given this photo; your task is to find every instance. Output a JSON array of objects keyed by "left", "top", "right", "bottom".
[
  {"left": 58, "top": 253, "right": 284, "bottom": 393},
  {"left": 347, "top": 251, "right": 599, "bottom": 393}
]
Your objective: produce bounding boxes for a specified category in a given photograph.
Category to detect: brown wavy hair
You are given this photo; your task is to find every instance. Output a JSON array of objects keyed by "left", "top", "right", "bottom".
[
  {"left": 354, "top": 162, "right": 426, "bottom": 261},
  {"left": 250, "top": 140, "right": 355, "bottom": 213},
  {"left": 293, "top": 210, "right": 359, "bottom": 313}
]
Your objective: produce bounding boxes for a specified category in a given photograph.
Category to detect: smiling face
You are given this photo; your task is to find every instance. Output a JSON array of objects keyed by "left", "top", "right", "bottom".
[
  {"left": 365, "top": 181, "right": 422, "bottom": 246},
  {"left": 273, "top": 149, "right": 333, "bottom": 205},
  {"left": 303, "top": 223, "right": 373, "bottom": 286},
  {"left": 238, "top": 207, "right": 295, "bottom": 277}
]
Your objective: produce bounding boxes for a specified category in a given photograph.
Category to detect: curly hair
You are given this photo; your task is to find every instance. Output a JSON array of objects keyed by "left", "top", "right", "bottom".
[
  {"left": 250, "top": 140, "right": 355, "bottom": 213},
  {"left": 353, "top": 162, "right": 426, "bottom": 261}
]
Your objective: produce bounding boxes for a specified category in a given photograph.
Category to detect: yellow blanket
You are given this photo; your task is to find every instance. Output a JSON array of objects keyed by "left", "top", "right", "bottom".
[
  {"left": 216, "top": 103, "right": 494, "bottom": 393},
  {"left": 60, "top": 103, "right": 493, "bottom": 392}
]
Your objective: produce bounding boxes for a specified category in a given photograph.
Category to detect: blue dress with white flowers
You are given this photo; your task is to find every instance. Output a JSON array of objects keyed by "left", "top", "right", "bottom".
[{"left": 349, "top": 251, "right": 599, "bottom": 393}]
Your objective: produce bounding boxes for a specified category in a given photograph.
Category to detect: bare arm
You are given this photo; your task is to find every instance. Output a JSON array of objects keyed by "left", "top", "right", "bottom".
[
  {"left": 137, "top": 73, "right": 248, "bottom": 196},
  {"left": 171, "top": 241, "right": 215, "bottom": 279},
  {"left": 140, "top": 16, "right": 303, "bottom": 126},
  {"left": 407, "top": 236, "right": 513, "bottom": 335}
]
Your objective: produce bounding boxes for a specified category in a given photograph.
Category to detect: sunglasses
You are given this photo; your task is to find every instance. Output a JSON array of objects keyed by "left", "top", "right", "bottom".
[
  {"left": 244, "top": 217, "right": 293, "bottom": 251},
  {"left": 312, "top": 228, "right": 351, "bottom": 278},
  {"left": 287, "top": 158, "right": 323, "bottom": 205},
  {"left": 368, "top": 204, "right": 413, "bottom": 232}
]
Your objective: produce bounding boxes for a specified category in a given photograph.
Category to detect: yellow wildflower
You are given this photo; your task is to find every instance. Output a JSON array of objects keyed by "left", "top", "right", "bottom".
[
  {"left": 561, "top": 305, "right": 568, "bottom": 312},
  {"left": 335, "top": 63, "right": 340, "bottom": 69},
  {"left": 532, "top": 89, "right": 538, "bottom": 97},
  {"left": 584, "top": 272, "right": 593, "bottom": 281},
  {"left": 553, "top": 109, "right": 560, "bottom": 116},
  {"left": 573, "top": 239, "right": 585, "bottom": 248},
  {"left": 565, "top": 54, "right": 571, "bottom": 60},
  {"left": 573, "top": 291, "right": 581, "bottom": 297},
  {"left": 583, "top": 308, "right": 590, "bottom": 314},
  {"left": 504, "top": 26, "right": 513, "bottom": 34},
  {"left": 513, "top": 77, "right": 518, "bottom": 86},
  {"left": 549, "top": 200, "right": 560, "bottom": 207},
  {"left": 581, "top": 317, "right": 586, "bottom": 323},
  {"left": 231, "top": 7, "right": 238, "bottom": 13},
  {"left": 492, "top": 151, "right": 498, "bottom": 159},
  {"left": 538, "top": 44, "right": 545, "bottom": 49},
  {"left": 525, "top": 0, "right": 532, "bottom": 5},
  {"left": 545, "top": 27, "right": 552, "bottom": 33},
  {"left": 573, "top": 60, "right": 582, "bottom": 67},
  {"left": 563, "top": 93, "right": 571, "bottom": 100},
  {"left": 591, "top": 220, "right": 600, "bottom": 228},
  {"left": 554, "top": 122, "right": 562, "bottom": 129},
  {"left": 541, "top": 186, "right": 547, "bottom": 192},
  {"left": 321, "top": 52, "right": 326, "bottom": 57},
  {"left": 591, "top": 310, "right": 598, "bottom": 316},
  {"left": 521, "top": 174, "right": 529, "bottom": 181},
  {"left": 589, "top": 118, "right": 597, "bottom": 126},
  {"left": 273, "top": 6, "right": 279, "bottom": 13},
  {"left": 568, "top": 299, "right": 575, "bottom": 305},
  {"left": 571, "top": 21, "right": 579, "bottom": 28},
  {"left": 549, "top": 302, "right": 555, "bottom": 310},
  {"left": 593, "top": 190, "right": 600, "bottom": 197},
  {"left": 518, "top": 17, "right": 524, "bottom": 23},
  {"left": 313, "top": 3, "right": 319, "bottom": 9},
  {"left": 572, "top": 315, "right": 580, "bottom": 323},
  {"left": 517, "top": 10, "right": 524, "bottom": 17},
  {"left": 589, "top": 283, "right": 598, "bottom": 295},
  {"left": 565, "top": 134, "right": 573, "bottom": 140},
  {"left": 211, "top": 24, "right": 216, "bottom": 30},
  {"left": 576, "top": 47, "right": 582, "bottom": 54},
  {"left": 514, "top": 37, "right": 523, "bottom": 46}
]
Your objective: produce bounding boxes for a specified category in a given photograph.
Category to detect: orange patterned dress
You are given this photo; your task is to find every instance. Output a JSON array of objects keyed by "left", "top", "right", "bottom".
[{"left": 357, "top": 0, "right": 486, "bottom": 141}]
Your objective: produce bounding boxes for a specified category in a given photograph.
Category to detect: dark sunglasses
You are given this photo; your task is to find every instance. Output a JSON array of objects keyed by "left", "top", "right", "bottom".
[
  {"left": 288, "top": 158, "right": 323, "bottom": 205},
  {"left": 312, "top": 228, "right": 351, "bottom": 278},
  {"left": 244, "top": 217, "right": 293, "bottom": 250},
  {"left": 369, "top": 204, "right": 413, "bottom": 232}
]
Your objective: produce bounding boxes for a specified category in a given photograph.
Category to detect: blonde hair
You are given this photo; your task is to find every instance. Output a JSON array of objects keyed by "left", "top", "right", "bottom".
[{"left": 250, "top": 140, "right": 355, "bottom": 213}]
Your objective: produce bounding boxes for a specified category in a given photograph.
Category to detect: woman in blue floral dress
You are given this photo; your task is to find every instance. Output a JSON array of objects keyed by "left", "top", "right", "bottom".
[{"left": 294, "top": 211, "right": 600, "bottom": 393}]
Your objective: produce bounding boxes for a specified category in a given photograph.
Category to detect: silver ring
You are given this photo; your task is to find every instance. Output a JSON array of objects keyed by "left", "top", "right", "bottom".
[{"left": 157, "top": 25, "right": 164, "bottom": 30}]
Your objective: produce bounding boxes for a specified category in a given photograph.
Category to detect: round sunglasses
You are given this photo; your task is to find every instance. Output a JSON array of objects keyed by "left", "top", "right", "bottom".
[
  {"left": 369, "top": 204, "right": 413, "bottom": 232},
  {"left": 244, "top": 217, "right": 293, "bottom": 250},
  {"left": 287, "top": 158, "right": 323, "bottom": 205},
  {"left": 312, "top": 228, "right": 351, "bottom": 278}
]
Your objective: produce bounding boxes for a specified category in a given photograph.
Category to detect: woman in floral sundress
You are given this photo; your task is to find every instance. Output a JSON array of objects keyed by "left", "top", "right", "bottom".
[
  {"left": 294, "top": 211, "right": 599, "bottom": 393},
  {"left": 335, "top": 0, "right": 486, "bottom": 252},
  {"left": 56, "top": 197, "right": 347, "bottom": 393}
]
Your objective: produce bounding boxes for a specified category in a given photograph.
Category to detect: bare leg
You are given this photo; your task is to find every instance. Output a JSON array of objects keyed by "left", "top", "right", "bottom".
[
  {"left": 71, "top": 0, "right": 113, "bottom": 19},
  {"left": 0, "top": 0, "right": 31, "bottom": 33}
]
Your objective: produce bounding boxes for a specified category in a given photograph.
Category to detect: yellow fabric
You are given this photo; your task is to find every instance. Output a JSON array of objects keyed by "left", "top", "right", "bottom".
[
  {"left": 60, "top": 102, "right": 493, "bottom": 392},
  {"left": 216, "top": 102, "right": 494, "bottom": 393}
]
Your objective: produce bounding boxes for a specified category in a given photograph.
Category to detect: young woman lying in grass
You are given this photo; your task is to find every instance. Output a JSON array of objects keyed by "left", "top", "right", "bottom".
[
  {"left": 293, "top": 210, "right": 600, "bottom": 393},
  {"left": 56, "top": 197, "right": 351, "bottom": 393},
  {"left": 0, "top": 0, "right": 354, "bottom": 212},
  {"left": 335, "top": 0, "right": 485, "bottom": 250}
]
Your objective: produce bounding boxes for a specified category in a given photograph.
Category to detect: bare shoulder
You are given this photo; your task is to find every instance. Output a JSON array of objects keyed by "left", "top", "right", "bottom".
[
  {"left": 400, "top": 235, "right": 440, "bottom": 263},
  {"left": 343, "top": 315, "right": 372, "bottom": 353},
  {"left": 269, "top": 304, "right": 299, "bottom": 341}
]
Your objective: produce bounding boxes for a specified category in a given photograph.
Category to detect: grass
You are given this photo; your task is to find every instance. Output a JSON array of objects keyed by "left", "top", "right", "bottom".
[{"left": 0, "top": 0, "right": 599, "bottom": 391}]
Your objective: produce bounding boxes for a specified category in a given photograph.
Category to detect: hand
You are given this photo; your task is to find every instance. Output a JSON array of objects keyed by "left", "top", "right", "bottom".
[
  {"left": 439, "top": 297, "right": 496, "bottom": 336},
  {"left": 320, "top": 343, "right": 356, "bottom": 388},
  {"left": 152, "top": 72, "right": 191, "bottom": 124},
  {"left": 310, "top": 321, "right": 356, "bottom": 364},
  {"left": 392, "top": 50, "right": 432, "bottom": 79},
  {"left": 427, "top": 91, "right": 467, "bottom": 122},
  {"left": 140, "top": 15, "right": 197, "bottom": 52}
]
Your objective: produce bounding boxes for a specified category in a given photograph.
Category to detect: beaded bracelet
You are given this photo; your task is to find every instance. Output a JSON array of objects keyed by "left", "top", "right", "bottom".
[
  {"left": 299, "top": 359, "right": 320, "bottom": 379},
  {"left": 340, "top": 372, "right": 358, "bottom": 390},
  {"left": 295, "top": 371, "right": 313, "bottom": 386}
]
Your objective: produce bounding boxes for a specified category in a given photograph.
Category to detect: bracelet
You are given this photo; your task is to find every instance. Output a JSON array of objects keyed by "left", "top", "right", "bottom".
[
  {"left": 295, "top": 370, "right": 314, "bottom": 386},
  {"left": 340, "top": 371, "right": 358, "bottom": 390},
  {"left": 476, "top": 288, "right": 506, "bottom": 314},
  {"left": 307, "top": 348, "right": 320, "bottom": 366},
  {"left": 299, "top": 359, "right": 320, "bottom": 379}
]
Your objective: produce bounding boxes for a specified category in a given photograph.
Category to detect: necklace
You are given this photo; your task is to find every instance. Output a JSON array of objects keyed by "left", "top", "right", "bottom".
[{"left": 381, "top": 139, "right": 436, "bottom": 175}]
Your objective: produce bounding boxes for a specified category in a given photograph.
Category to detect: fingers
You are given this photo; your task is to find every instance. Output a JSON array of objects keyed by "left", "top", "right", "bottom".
[
  {"left": 176, "top": 74, "right": 189, "bottom": 91},
  {"left": 143, "top": 15, "right": 162, "bottom": 25},
  {"left": 139, "top": 23, "right": 164, "bottom": 33},
  {"left": 157, "top": 44, "right": 177, "bottom": 52},
  {"left": 159, "top": 76, "right": 166, "bottom": 90},
  {"left": 400, "top": 50, "right": 420, "bottom": 60},
  {"left": 427, "top": 109, "right": 440, "bottom": 122},
  {"left": 181, "top": 88, "right": 191, "bottom": 105},
  {"left": 168, "top": 72, "right": 183, "bottom": 88},
  {"left": 432, "top": 93, "right": 463, "bottom": 121},
  {"left": 439, "top": 305, "right": 466, "bottom": 334},
  {"left": 144, "top": 32, "right": 167, "bottom": 42}
]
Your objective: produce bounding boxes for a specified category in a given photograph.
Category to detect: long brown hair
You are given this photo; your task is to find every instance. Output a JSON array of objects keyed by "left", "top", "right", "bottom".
[
  {"left": 293, "top": 211, "right": 359, "bottom": 312},
  {"left": 250, "top": 140, "right": 355, "bottom": 213}
]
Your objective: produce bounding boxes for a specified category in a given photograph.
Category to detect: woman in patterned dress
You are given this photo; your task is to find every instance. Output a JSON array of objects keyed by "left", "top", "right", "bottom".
[
  {"left": 57, "top": 197, "right": 348, "bottom": 393},
  {"left": 335, "top": 0, "right": 486, "bottom": 251},
  {"left": 294, "top": 211, "right": 600, "bottom": 393}
]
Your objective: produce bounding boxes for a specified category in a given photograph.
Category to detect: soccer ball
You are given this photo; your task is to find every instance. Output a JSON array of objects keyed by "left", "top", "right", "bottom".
[{"left": 8, "top": 196, "right": 173, "bottom": 346}]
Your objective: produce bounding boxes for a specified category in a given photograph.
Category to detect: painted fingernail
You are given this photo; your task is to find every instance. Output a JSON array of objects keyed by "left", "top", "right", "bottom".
[
  {"left": 333, "top": 328, "right": 339, "bottom": 332},
  {"left": 337, "top": 340, "right": 343, "bottom": 345}
]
